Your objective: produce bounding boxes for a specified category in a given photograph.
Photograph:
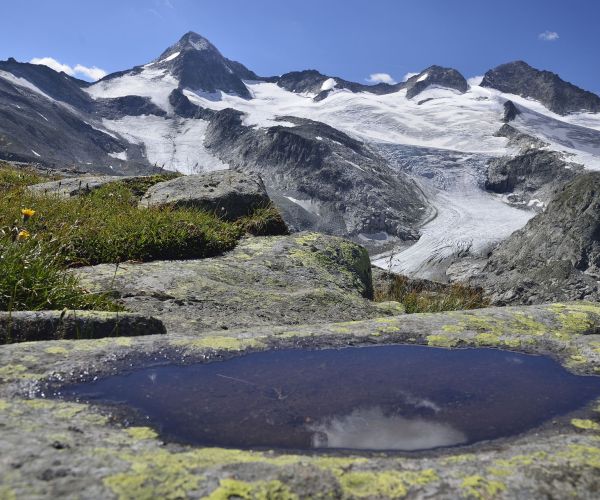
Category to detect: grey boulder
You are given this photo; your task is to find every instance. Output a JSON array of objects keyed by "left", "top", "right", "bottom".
[{"left": 139, "top": 170, "right": 271, "bottom": 220}]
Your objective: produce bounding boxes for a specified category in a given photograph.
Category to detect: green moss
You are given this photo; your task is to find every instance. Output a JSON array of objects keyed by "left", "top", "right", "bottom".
[
  {"left": 460, "top": 475, "right": 506, "bottom": 499},
  {"left": 206, "top": 479, "right": 297, "bottom": 500}
]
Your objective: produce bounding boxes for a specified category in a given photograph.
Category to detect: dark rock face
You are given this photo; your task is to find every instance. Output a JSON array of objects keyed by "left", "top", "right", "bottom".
[
  {"left": 205, "top": 109, "right": 431, "bottom": 240},
  {"left": 404, "top": 66, "right": 468, "bottom": 99},
  {"left": 276, "top": 69, "right": 402, "bottom": 100},
  {"left": 93, "top": 95, "right": 166, "bottom": 119},
  {"left": 486, "top": 149, "right": 582, "bottom": 208},
  {"left": 493, "top": 124, "right": 548, "bottom": 151},
  {"left": 0, "top": 310, "right": 165, "bottom": 344},
  {"left": 168, "top": 88, "right": 215, "bottom": 120},
  {"left": 473, "top": 173, "right": 600, "bottom": 304},
  {"left": 502, "top": 100, "right": 521, "bottom": 122},
  {"left": 481, "top": 61, "right": 600, "bottom": 115},
  {"left": 139, "top": 170, "right": 271, "bottom": 221},
  {"left": 153, "top": 32, "right": 256, "bottom": 98}
]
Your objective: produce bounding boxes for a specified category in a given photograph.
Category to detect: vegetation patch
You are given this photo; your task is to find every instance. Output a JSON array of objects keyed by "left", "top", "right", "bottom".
[
  {"left": 374, "top": 271, "right": 489, "bottom": 313},
  {"left": 0, "top": 163, "right": 285, "bottom": 314}
]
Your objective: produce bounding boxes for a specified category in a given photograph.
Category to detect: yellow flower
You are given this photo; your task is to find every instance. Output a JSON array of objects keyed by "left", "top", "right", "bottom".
[
  {"left": 16, "top": 229, "right": 30, "bottom": 240},
  {"left": 21, "top": 208, "right": 36, "bottom": 219}
]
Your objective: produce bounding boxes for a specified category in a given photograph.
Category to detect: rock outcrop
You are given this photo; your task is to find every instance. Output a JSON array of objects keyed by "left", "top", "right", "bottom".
[
  {"left": 0, "top": 310, "right": 165, "bottom": 344},
  {"left": 139, "top": 170, "right": 271, "bottom": 220},
  {"left": 485, "top": 149, "right": 582, "bottom": 210},
  {"left": 74, "top": 233, "right": 397, "bottom": 334},
  {"left": 481, "top": 61, "right": 600, "bottom": 115},
  {"left": 473, "top": 172, "right": 600, "bottom": 304},
  {"left": 404, "top": 65, "right": 468, "bottom": 99}
]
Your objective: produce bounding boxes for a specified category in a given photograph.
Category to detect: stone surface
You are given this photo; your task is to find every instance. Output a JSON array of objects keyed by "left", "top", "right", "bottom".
[
  {"left": 481, "top": 60, "right": 600, "bottom": 115},
  {"left": 1, "top": 302, "right": 599, "bottom": 498},
  {"left": 73, "top": 233, "right": 381, "bottom": 334},
  {"left": 472, "top": 172, "right": 600, "bottom": 305},
  {"left": 404, "top": 65, "right": 468, "bottom": 99},
  {"left": 28, "top": 176, "right": 134, "bottom": 198},
  {"left": 0, "top": 310, "right": 166, "bottom": 344},
  {"left": 139, "top": 170, "right": 271, "bottom": 221}
]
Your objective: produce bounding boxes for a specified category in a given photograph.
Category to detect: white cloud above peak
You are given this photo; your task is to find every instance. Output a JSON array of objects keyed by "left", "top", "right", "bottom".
[
  {"left": 402, "top": 72, "right": 419, "bottom": 82},
  {"left": 29, "top": 57, "right": 107, "bottom": 81},
  {"left": 538, "top": 30, "right": 559, "bottom": 41},
  {"left": 366, "top": 73, "right": 396, "bottom": 85}
]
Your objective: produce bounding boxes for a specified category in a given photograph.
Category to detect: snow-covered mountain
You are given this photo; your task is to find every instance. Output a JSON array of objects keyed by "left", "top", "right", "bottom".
[{"left": 1, "top": 32, "right": 600, "bottom": 278}]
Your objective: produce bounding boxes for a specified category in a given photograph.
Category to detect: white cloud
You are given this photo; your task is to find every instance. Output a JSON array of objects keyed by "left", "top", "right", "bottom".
[
  {"left": 538, "top": 30, "right": 559, "bottom": 41},
  {"left": 402, "top": 72, "right": 419, "bottom": 82},
  {"left": 73, "top": 64, "right": 107, "bottom": 81},
  {"left": 366, "top": 73, "right": 397, "bottom": 85},
  {"left": 29, "top": 57, "right": 74, "bottom": 75},
  {"left": 29, "top": 57, "right": 107, "bottom": 81}
]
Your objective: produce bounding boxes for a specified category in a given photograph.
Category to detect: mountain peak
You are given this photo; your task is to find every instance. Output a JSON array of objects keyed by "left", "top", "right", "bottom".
[
  {"left": 176, "top": 31, "right": 216, "bottom": 52},
  {"left": 481, "top": 61, "right": 600, "bottom": 115},
  {"left": 150, "top": 32, "right": 256, "bottom": 99},
  {"left": 156, "top": 32, "right": 219, "bottom": 62}
]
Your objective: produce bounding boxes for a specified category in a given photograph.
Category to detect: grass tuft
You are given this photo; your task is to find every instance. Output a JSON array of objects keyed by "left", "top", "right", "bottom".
[{"left": 374, "top": 272, "right": 489, "bottom": 314}]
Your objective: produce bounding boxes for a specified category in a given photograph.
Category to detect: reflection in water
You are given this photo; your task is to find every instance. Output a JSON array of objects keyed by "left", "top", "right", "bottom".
[
  {"left": 309, "top": 406, "right": 467, "bottom": 450},
  {"left": 54, "top": 345, "right": 600, "bottom": 451}
]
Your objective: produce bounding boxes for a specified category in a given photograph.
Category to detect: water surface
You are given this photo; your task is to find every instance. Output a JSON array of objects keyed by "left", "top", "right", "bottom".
[{"left": 56, "top": 345, "right": 600, "bottom": 451}]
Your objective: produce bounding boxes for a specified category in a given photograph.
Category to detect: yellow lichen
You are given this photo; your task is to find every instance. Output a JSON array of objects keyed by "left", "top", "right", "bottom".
[
  {"left": 339, "top": 469, "right": 437, "bottom": 499},
  {"left": 126, "top": 427, "right": 159, "bottom": 440},
  {"left": 45, "top": 346, "right": 69, "bottom": 355},
  {"left": 571, "top": 419, "right": 600, "bottom": 431},
  {"left": 460, "top": 475, "right": 506, "bottom": 499},
  {"left": 206, "top": 479, "right": 297, "bottom": 500},
  {"left": 474, "top": 333, "right": 500, "bottom": 346},
  {"left": 426, "top": 334, "right": 459, "bottom": 348},
  {"left": 170, "top": 336, "right": 264, "bottom": 352}
]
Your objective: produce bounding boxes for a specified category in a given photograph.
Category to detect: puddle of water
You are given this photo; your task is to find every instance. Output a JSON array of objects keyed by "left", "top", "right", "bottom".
[{"left": 55, "top": 345, "right": 600, "bottom": 452}]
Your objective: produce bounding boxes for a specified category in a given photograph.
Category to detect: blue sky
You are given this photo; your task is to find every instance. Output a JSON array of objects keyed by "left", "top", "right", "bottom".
[{"left": 1, "top": 0, "right": 598, "bottom": 93}]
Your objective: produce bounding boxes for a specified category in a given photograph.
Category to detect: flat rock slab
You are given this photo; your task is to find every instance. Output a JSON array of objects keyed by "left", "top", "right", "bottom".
[
  {"left": 28, "top": 176, "right": 135, "bottom": 197},
  {"left": 73, "top": 233, "right": 400, "bottom": 334},
  {"left": 0, "top": 310, "right": 166, "bottom": 344},
  {"left": 139, "top": 170, "right": 270, "bottom": 220},
  {"left": 1, "top": 302, "right": 600, "bottom": 498}
]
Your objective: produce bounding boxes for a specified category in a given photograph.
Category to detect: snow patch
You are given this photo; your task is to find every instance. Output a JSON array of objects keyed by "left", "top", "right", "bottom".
[
  {"left": 284, "top": 196, "right": 320, "bottom": 215},
  {"left": 85, "top": 68, "right": 179, "bottom": 112},
  {"left": 108, "top": 151, "right": 127, "bottom": 161},
  {"left": 30, "top": 149, "right": 41, "bottom": 157},
  {"left": 100, "top": 115, "right": 228, "bottom": 173},
  {"left": 161, "top": 51, "right": 180, "bottom": 63},
  {"left": 416, "top": 73, "right": 429, "bottom": 82},
  {"left": 320, "top": 78, "right": 337, "bottom": 92}
]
